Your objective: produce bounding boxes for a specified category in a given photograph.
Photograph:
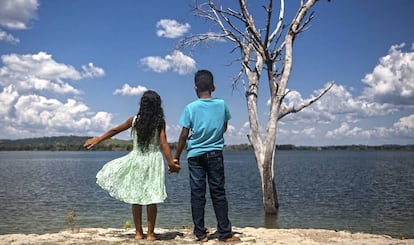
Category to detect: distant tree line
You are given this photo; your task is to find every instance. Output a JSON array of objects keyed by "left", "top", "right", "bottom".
[
  {"left": 0, "top": 136, "right": 132, "bottom": 151},
  {"left": 0, "top": 136, "right": 412, "bottom": 151},
  {"left": 272, "top": 144, "right": 414, "bottom": 151}
]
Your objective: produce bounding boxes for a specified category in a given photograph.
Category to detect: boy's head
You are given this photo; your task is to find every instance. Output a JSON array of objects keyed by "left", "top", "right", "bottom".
[{"left": 194, "top": 70, "right": 215, "bottom": 93}]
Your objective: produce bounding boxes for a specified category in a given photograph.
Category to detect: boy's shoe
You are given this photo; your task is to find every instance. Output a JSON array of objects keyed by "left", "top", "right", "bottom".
[
  {"left": 199, "top": 236, "right": 209, "bottom": 242},
  {"left": 197, "top": 230, "right": 210, "bottom": 243},
  {"left": 223, "top": 236, "right": 240, "bottom": 242}
]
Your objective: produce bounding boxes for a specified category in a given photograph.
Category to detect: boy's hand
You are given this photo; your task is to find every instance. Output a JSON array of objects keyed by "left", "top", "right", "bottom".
[
  {"left": 168, "top": 159, "right": 181, "bottom": 173},
  {"left": 168, "top": 163, "right": 181, "bottom": 173}
]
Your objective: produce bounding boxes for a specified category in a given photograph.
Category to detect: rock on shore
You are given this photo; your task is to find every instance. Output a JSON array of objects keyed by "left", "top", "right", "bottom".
[{"left": 1, "top": 227, "right": 413, "bottom": 245}]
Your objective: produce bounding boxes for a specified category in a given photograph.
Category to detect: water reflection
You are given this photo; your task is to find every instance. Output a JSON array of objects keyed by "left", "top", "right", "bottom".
[{"left": 262, "top": 212, "right": 279, "bottom": 228}]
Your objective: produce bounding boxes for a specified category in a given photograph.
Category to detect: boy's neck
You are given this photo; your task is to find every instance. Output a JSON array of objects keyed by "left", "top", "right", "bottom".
[{"left": 197, "top": 91, "right": 212, "bottom": 99}]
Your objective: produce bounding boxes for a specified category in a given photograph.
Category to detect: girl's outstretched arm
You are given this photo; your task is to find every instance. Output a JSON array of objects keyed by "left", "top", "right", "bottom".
[{"left": 84, "top": 117, "right": 134, "bottom": 149}]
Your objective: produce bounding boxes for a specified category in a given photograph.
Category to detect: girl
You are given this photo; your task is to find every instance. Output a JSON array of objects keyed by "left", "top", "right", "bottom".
[{"left": 84, "top": 90, "right": 180, "bottom": 241}]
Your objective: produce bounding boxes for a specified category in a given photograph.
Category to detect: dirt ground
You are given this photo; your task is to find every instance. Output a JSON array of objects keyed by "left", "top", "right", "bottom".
[{"left": 1, "top": 226, "right": 413, "bottom": 245}]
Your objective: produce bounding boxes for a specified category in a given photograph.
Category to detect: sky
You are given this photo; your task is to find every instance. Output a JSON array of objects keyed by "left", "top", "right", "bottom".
[{"left": 0, "top": 0, "right": 413, "bottom": 146}]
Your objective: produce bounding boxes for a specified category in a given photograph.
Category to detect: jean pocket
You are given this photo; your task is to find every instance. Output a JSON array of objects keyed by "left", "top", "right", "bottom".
[
  {"left": 207, "top": 150, "right": 222, "bottom": 158},
  {"left": 207, "top": 153, "right": 223, "bottom": 171}
]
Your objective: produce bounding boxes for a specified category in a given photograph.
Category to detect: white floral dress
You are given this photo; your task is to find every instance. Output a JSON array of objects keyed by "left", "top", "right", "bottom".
[{"left": 96, "top": 117, "right": 167, "bottom": 205}]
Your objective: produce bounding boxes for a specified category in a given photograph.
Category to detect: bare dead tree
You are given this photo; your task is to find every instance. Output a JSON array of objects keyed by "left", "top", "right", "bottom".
[{"left": 178, "top": 0, "right": 334, "bottom": 214}]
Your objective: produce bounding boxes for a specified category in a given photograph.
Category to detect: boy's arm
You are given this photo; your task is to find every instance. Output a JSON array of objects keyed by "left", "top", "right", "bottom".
[
  {"left": 174, "top": 127, "right": 189, "bottom": 161},
  {"left": 84, "top": 116, "right": 134, "bottom": 149},
  {"left": 224, "top": 121, "right": 228, "bottom": 132}
]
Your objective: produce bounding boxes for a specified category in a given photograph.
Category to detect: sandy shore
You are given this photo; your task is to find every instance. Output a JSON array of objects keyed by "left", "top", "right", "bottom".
[{"left": 1, "top": 227, "right": 413, "bottom": 245}]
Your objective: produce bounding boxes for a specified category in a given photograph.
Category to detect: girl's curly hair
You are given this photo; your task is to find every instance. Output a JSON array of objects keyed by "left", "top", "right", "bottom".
[{"left": 134, "top": 90, "right": 165, "bottom": 150}]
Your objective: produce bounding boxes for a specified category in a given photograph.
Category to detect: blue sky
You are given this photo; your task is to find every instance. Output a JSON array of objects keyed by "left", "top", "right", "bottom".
[{"left": 0, "top": 0, "right": 413, "bottom": 146}]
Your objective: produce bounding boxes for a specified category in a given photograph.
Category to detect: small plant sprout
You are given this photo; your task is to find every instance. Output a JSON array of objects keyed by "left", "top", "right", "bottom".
[
  {"left": 123, "top": 220, "right": 132, "bottom": 230},
  {"left": 65, "top": 209, "right": 77, "bottom": 232}
]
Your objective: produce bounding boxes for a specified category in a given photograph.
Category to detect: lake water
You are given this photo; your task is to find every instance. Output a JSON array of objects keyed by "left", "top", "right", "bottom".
[{"left": 0, "top": 150, "right": 413, "bottom": 238}]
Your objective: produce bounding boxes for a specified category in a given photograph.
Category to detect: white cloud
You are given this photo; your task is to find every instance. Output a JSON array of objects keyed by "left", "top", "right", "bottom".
[
  {"left": 0, "top": 29, "right": 19, "bottom": 44},
  {"left": 81, "top": 62, "right": 105, "bottom": 78},
  {"left": 205, "top": 32, "right": 226, "bottom": 43},
  {"left": 317, "top": 84, "right": 399, "bottom": 119},
  {"left": 326, "top": 122, "right": 372, "bottom": 139},
  {"left": 0, "top": 52, "right": 105, "bottom": 94},
  {"left": 275, "top": 42, "right": 414, "bottom": 138},
  {"left": 361, "top": 43, "right": 414, "bottom": 105},
  {"left": 224, "top": 123, "right": 247, "bottom": 144},
  {"left": 0, "top": 0, "right": 39, "bottom": 30},
  {"left": 140, "top": 50, "right": 196, "bottom": 75},
  {"left": 0, "top": 90, "right": 112, "bottom": 139},
  {"left": 0, "top": 85, "right": 19, "bottom": 117},
  {"left": 156, "top": 19, "right": 190, "bottom": 38},
  {"left": 222, "top": 122, "right": 251, "bottom": 144},
  {"left": 2, "top": 52, "right": 80, "bottom": 79},
  {"left": 259, "top": 42, "right": 414, "bottom": 145},
  {"left": 324, "top": 114, "right": 414, "bottom": 143},
  {"left": 113, "top": 84, "right": 148, "bottom": 96},
  {"left": 166, "top": 51, "right": 196, "bottom": 74},
  {"left": 165, "top": 124, "right": 183, "bottom": 144},
  {"left": 140, "top": 56, "right": 170, "bottom": 73},
  {"left": 278, "top": 82, "right": 400, "bottom": 128},
  {"left": 393, "top": 114, "right": 414, "bottom": 137},
  {"left": 0, "top": 51, "right": 111, "bottom": 139},
  {"left": 226, "top": 124, "right": 236, "bottom": 134},
  {"left": 302, "top": 127, "right": 316, "bottom": 137}
]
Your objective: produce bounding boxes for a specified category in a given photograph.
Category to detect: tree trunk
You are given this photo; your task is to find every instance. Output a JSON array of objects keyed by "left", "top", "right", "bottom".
[
  {"left": 251, "top": 144, "right": 278, "bottom": 214},
  {"left": 262, "top": 150, "right": 278, "bottom": 213},
  {"left": 246, "top": 67, "right": 279, "bottom": 214}
]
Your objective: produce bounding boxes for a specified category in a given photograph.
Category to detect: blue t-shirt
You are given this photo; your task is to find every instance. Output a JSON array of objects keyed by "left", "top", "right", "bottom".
[{"left": 179, "top": 98, "right": 232, "bottom": 158}]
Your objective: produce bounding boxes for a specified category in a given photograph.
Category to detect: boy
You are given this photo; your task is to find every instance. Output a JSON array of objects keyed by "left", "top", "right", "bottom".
[{"left": 174, "top": 70, "right": 240, "bottom": 242}]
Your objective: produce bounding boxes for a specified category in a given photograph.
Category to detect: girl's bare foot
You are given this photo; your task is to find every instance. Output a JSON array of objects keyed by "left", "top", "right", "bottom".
[
  {"left": 146, "top": 233, "right": 156, "bottom": 241},
  {"left": 135, "top": 230, "right": 144, "bottom": 240}
]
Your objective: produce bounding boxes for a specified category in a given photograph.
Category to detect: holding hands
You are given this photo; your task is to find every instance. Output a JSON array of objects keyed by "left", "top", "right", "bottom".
[{"left": 168, "top": 159, "right": 181, "bottom": 173}]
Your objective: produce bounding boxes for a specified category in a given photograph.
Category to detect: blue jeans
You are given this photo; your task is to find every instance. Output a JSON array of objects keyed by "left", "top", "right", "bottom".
[{"left": 188, "top": 150, "right": 232, "bottom": 241}]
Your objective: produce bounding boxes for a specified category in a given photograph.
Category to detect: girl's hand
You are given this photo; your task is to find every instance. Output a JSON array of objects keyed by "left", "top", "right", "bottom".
[
  {"left": 83, "top": 137, "right": 99, "bottom": 150},
  {"left": 168, "top": 162, "right": 181, "bottom": 173}
]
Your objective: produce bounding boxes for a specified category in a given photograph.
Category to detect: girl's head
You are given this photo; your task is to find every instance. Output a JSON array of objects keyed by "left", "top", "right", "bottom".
[
  {"left": 135, "top": 90, "right": 165, "bottom": 149},
  {"left": 139, "top": 90, "right": 162, "bottom": 113}
]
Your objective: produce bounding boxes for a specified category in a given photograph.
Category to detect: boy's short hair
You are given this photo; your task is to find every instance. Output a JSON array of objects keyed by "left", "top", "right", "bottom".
[{"left": 194, "top": 70, "right": 214, "bottom": 92}]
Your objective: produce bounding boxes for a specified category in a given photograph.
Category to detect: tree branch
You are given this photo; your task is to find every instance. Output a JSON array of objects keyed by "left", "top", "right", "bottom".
[
  {"left": 239, "top": 0, "right": 266, "bottom": 55},
  {"left": 278, "top": 81, "right": 335, "bottom": 120},
  {"left": 277, "top": 0, "right": 317, "bottom": 102},
  {"left": 263, "top": 0, "right": 274, "bottom": 50},
  {"left": 296, "top": 11, "right": 315, "bottom": 33},
  {"left": 268, "top": 0, "right": 284, "bottom": 45}
]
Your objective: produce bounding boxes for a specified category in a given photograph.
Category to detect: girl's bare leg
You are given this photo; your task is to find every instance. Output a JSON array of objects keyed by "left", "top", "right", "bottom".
[
  {"left": 132, "top": 204, "right": 143, "bottom": 240},
  {"left": 146, "top": 204, "right": 157, "bottom": 241}
]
